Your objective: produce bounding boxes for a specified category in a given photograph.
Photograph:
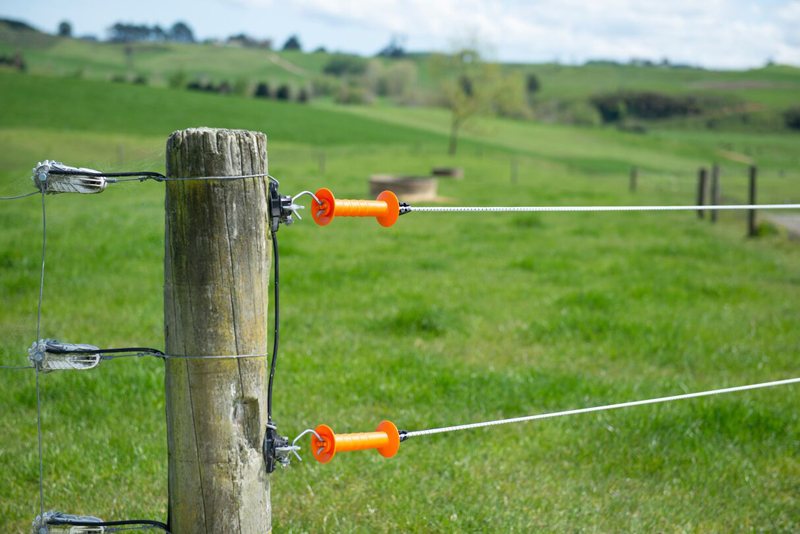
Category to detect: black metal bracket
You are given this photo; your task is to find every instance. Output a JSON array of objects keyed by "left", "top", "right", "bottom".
[
  {"left": 268, "top": 180, "right": 296, "bottom": 232},
  {"left": 263, "top": 422, "right": 290, "bottom": 473}
]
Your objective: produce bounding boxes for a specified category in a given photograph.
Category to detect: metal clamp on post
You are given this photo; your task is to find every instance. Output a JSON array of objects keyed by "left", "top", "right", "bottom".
[
  {"left": 32, "top": 511, "right": 105, "bottom": 534},
  {"left": 28, "top": 340, "right": 103, "bottom": 373},
  {"left": 32, "top": 161, "right": 108, "bottom": 195}
]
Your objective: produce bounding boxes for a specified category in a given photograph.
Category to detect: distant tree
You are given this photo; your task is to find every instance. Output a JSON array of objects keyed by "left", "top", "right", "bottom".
[
  {"left": 313, "top": 46, "right": 327, "bottom": 54},
  {"left": 430, "top": 47, "right": 495, "bottom": 155},
  {"left": 323, "top": 54, "right": 367, "bottom": 77},
  {"left": 275, "top": 83, "right": 292, "bottom": 100},
  {"left": 151, "top": 25, "right": 168, "bottom": 42},
  {"left": 254, "top": 82, "right": 271, "bottom": 98},
  {"left": 58, "top": 21, "right": 72, "bottom": 38},
  {"left": 525, "top": 73, "right": 540, "bottom": 95},
  {"left": 109, "top": 23, "right": 152, "bottom": 42},
  {"left": 169, "top": 22, "right": 195, "bottom": 43},
  {"left": 282, "top": 35, "right": 301, "bottom": 51},
  {"left": 376, "top": 35, "right": 406, "bottom": 58}
]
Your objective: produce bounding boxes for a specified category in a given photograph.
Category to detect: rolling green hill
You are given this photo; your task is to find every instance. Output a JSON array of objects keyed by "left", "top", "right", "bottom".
[{"left": 2, "top": 18, "right": 799, "bottom": 134}]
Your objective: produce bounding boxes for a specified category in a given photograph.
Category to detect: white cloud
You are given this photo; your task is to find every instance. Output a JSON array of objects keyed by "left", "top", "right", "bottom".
[{"left": 284, "top": 0, "right": 800, "bottom": 68}]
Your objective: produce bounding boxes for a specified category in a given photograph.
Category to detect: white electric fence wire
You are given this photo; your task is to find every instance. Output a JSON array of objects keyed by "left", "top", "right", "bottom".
[
  {"left": 407, "top": 204, "right": 800, "bottom": 213},
  {"left": 403, "top": 377, "right": 800, "bottom": 438}
]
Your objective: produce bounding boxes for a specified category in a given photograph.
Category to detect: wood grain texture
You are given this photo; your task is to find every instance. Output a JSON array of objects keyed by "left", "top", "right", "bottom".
[{"left": 165, "top": 128, "right": 271, "bottom": 534}]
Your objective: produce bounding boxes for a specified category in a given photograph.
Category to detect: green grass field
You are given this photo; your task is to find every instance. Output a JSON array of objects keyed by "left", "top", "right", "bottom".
[{"left": 1, "top": 70, "right": 799, "bottom": 532}]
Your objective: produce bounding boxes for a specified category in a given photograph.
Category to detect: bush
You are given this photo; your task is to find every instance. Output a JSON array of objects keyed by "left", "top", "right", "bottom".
[
  {"left": 382, "top": 61, "right": 417, "bottom": 97},
  {"left": 254, "top": 82, "right": 271, "bottom": 98},
  {"left": 590, "top": 91, "right": 704, "bottom": 123},
  {"left": 275, "top": 83, "right": 292, "bottom": 101},
  {"left": 133, "top": 74, "right": 149, "bottom": 85},
  {"left": 233, "top": 78, "right": 251, "bottom": 96},
  {"left": 311, "top": 75, "right": 339, "bottom": 97},
  {"left": 168, "top": 69, "right": 188, "bottom": 89},
  {"left": 526, "top": 73, "right": 540, "bottom": 94},
  {"left": 297, "top": 87, "right": 309, "bottom": 103},
  {"left": 110, "top": 72, "right": 128, "bottom": 83},
  {"left": 335, "top": 84, "right": 374, "bottom": 105},
  {"left": 217, "top": 81, "right": 232, "bottom": 95},
  {"left": 323, "top": 54, "right": 367, "bottom": 77},
  {"left": 784, "top": 107, "right": 800, "bottom": 130}
]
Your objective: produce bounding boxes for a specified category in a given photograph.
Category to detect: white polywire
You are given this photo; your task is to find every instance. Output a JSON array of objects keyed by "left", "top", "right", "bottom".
[
  {"left": 403, "top": 377, "right": 800, "bottom": 438},
  {"left": 407, "top": 204, "right": 800, "bottom": 213}
]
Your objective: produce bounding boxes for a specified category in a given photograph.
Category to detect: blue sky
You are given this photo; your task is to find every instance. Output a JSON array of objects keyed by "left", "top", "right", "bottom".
[{"left": 3, "top": 0, "right": 800, "bottom": 69}]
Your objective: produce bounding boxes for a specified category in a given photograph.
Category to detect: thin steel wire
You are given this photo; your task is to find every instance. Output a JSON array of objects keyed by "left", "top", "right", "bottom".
[
  {"left": 160, "top": 352, "right": 268, "bottom": 360},
  {"left": 35, "top": 190, "right": 46, "bottom": 516},
  {"left": 0, "top": 191, "right": 39, "bottom": 200},
  {"left": 0, "top": 365, "right": 34, "bottom": 370},
  {"left": 403, "top": 377, "right": 800, "bottom": 438},
  {"left": 407, "top": 204, "right": 800, "bottom": 213}
]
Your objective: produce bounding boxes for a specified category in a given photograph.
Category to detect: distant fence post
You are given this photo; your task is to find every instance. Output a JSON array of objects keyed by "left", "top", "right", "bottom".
[
  {"left": 511, "top": 157, "right": 518, "bottom": 184},
  {"left": 629, "top": 167, "right": 638, "bottom": 193},
  {"left": 697, "top": 167, "right": 707, "bottom": 219},
  {"left": 164, "top": 128, "right": 271, "bottom": 534},
  {"left": 748, "top": 165, "right": 758, "bottom": 237},
  {"left": 319, "top": 150, "right": 326, "bottom": 174},
  {"left": 710, "top": 164, "right": 720, "bottom": 223}
]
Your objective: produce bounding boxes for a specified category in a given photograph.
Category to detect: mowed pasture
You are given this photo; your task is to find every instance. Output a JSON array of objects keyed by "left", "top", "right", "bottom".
[{"left": 0, "top": 71, "right": 799, "bottom": 532}]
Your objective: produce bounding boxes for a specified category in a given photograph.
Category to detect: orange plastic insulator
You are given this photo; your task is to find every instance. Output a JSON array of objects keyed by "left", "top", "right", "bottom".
[
  {"left": 311, "top": 188, "right": 400, "bottom": 227},
  {"left": 312, "top": 420, "right": 401, "bottom": 463}
]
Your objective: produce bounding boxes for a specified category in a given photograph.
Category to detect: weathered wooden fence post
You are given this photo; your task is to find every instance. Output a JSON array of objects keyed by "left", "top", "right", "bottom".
[
  {"left": 748, "top": 165, "right": 758, "bottom": 237},
  {"left": 697, "top": 167, "right": 708, "bottom": 219},
  {"left": 710, "top": 164, "right": 720, "bottom": 223},
  {"left": 164, "top": 128, "right": 271, "bottom": 534},
  {"left": 629, "top": 167, "right": 638, "bottom": 192}
]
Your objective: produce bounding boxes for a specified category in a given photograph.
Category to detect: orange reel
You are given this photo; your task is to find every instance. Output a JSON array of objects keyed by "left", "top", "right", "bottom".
[
  {"left": 311, "top": 420, "right": 401, "bottom": 463},
  {"left": 311, "top": 188, "right": 400, "bottom": 227}
]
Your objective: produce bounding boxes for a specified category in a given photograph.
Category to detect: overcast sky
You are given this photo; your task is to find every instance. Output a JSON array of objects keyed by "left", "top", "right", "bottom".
[{"left": 4, "top": 0, "right": 800, "bottom": 69}]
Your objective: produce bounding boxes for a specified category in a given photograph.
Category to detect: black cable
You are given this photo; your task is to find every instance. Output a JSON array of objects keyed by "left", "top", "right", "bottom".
[
  {"left": 48, "top": 169, "right": 167, "bottom": 182},
  {"left": 267, "top": 230, "right": 279, "bottom": 422},
  {"left": 48, "top": 519, "right": 170, "bottom": 532},
  {"left": 45, "top": 346, "right": 165, "bottom": 356}
]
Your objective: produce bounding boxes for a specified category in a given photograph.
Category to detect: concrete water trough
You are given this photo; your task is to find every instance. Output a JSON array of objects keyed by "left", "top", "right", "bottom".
[
  {"left": 431, "top": 167, "right": 464, "bottom": 180},
  {"left": 369, "top": 174, "right": 439, "bottom": 202}
]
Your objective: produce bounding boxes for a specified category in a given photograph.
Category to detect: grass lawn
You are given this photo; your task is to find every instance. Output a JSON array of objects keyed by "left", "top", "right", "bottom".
[{"left": 0, "top": 72, "right": 799, "bottom": 532}]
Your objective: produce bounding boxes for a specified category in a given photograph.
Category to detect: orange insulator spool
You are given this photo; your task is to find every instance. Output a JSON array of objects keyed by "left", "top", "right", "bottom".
[
  {"left": 312, "top": 420, "right": 401, "bottom": 463},
  {"left": 311, "top": 188, "right": 400, "bottom": 227}
]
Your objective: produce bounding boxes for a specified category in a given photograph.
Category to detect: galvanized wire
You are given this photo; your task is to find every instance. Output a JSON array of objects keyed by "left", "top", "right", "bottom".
[
  {"left": 0, "top": 191, "right": 39, "bottom": 200},
  {"left": 403, "top": 377, "right": 800, "bottom": 439},
  {"left": 407, "top": 204, "right": 800, "bottom": 213},
  {"left": 35, "top": 190, "right": 46, "bottom": 516}
]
